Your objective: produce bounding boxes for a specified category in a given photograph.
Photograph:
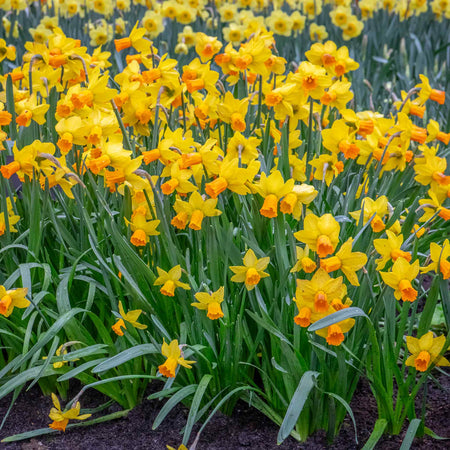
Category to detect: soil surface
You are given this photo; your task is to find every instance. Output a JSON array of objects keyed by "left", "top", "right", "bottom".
[{"left": 0, "top": 373, "right": 449, "bottom": 450}]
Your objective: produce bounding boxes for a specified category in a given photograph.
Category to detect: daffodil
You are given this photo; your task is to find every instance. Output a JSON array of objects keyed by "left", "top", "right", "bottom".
[
  {"left": 294, "top": 213, "right": 340, "bottom": 258},
  {"left": 320, "top": 238, "right": 367, "bottom": 286},
  {"left": 380, "top": 257, "right": 420, "bottom": 302},
  {"left": 350, "top": 196, "right": 389, "bottom": 232},
  {"left": 112, "top": 301, "right": 147, "bottom": 336},
  {"left": 252, "top": 171, "right": 295, "bottom": 218},
  {"left": 0, "top": 286, "right": 29, "bottom": 317},
  {"left": 229, "top": 249, "right": 270, "bottom": 290},
  {"left": 373, "top": 231, "right": 412, "bottom": 271},
  {"left": 421, "top": 240, "right": 450, "bottom": 279},
  {"left": 195, "top": 32, "right": 222, "bottom": 63},
  {"left": 191, "top": 286, "right": 225, "bottom": 320},
  {"left": 48, "top": 394, "right": 91, "bottom": 432},
  {"left": 124, "top": 206, "right": 160, "bottom": 247},
  {"left": 405, "top": 332, "right": 450, "bottom": 372},
  {"left": 290, "top": 245, "right": 317, "bottom": 273},
  {"left": 158, "top": 339, "right": 196, "bottom": 378},
  {"left": 171, "top": 191, "right": 222, "bottom": 230},
  {"left": 154, "top": 266, "right": 191, "bottom": 297}
]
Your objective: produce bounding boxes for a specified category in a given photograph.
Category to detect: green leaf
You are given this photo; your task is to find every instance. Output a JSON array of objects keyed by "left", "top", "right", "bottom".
[
  {"left": 277, "top": 371, "right": 319, "bottom": 444},
  {"left": 92, "top": 344, "right": 158, "bottom": 373},
  {"left": 361, "top": 419, "right": 387, "bottom": 450},
  {"left": 182, "top": 374, "right": 213, "bottom": 446},
  {"left": 400, "top": 418, "right": 422, "bottom": 450},
  {"left": 152, "top": 384, "right": 197, "bottom": 430},
  {"left": 308, "top": 307, "right": 368, "bottom": 332}
]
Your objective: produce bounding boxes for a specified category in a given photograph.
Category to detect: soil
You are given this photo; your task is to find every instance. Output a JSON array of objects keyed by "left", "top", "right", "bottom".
[{"left": 0, "top": 374, "right": 449, "bottom": 450}]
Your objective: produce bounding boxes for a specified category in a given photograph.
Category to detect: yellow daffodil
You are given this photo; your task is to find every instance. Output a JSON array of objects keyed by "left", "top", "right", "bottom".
[
  {"left": 154, "top": 266, "right": 191, "bottom": 297},
  {"left": 252, "top": 171, "right": 295, "bottom": 218},
  {"left": 380, "top": 257, "right": 420, "bottom": 302},
  {"left": 158, "top": 339, "right": 196, "bottom": 378},
  {"left": 421, "top": 239, "right": 450, "bottom": 279},
  {"left": 112, "top": 301, "right": 147, "bottom": 336},
  {"left": 320, "top": 238, "right": 368, "bottom": 286},
  {"left": 192, "top": 286, "right": 225, "bottom": 320},
  {"left": 294, "top": 213, "right": 340, "bottom": 258},
  {"left": 350, "top": 196, "right": 389, "bottom": 232},
  {"left": 230, "top": 249, "right": 270, "bottom": 290},
  {"left": 290, "top": 245, "right": 317, "bottom": 273},
  {"left": 171, "top": 191, "right": 222, "bottom": 230},
  {"left": 405, "top": 332, "right": 450, "bottom": 372},
  {"left": 48, "top": 394, "right": 91, "bottom": 432},
  {"left": 373, "top": 230, "right": 412, "bottom": 271},
  {"left": 0, "top": 286, "right": 29, "bottom": 317}
]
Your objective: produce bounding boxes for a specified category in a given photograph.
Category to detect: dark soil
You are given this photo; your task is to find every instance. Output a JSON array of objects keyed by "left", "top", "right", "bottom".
[{"left": 0, "top": 373, "right": 449, "bottom": 450}]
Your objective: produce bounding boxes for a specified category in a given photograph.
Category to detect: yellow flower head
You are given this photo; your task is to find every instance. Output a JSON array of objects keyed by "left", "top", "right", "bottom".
[
  {"left": 380, "top": 257, "right": 420, "bottom": 302},
  {"left": 49, "top": 394, "right": 91, "bottom": 432},
  {"left": 192, "top": 286, "right": 225, "bottom": 320},
  {"left": 294, "top": 213, "right": 340, "bottom": 258},
  {"left": 112, "top": 301, "right": 148, "bottom": 336},
  {"left": 154, "top": 266, "right": 191, "bottom": 297},
  {"left": 0, "top": 286, "right": 29, "bottom": 317},
  {"left": 405, "top": 332, "right": 450, "bottom": 372},
  {"left": 159, "top": 339, "right": 196, "bottom": 378},
  {"left": 230, "top": 249, "right": 270, "bottom": 290}
]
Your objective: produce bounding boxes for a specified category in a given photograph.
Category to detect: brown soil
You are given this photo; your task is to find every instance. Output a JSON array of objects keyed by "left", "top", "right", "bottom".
[{"left": 0, "top": 374, "right": 448, "bottom": 450}]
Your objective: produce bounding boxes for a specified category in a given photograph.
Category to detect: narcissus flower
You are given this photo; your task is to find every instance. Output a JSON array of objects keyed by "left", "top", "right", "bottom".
[
  {"left": 192, "top": 286, "right": 225, "bottom": 320},
  {"left": 373, "top": 231, "right": 412, "bottom": 271},
  {"left": 252, "top": 171, "right": 295, "bottom": 218},
  {"left": 111, "top": 301, "right": 147, "bottom": 336},
  {"left": 158, "top": 339, "right": 196, "bottom": 378},
  {"left": 350, "top": 196, "right": 389, "bottom": 232},
  {"left": 421, "top": 240, "right": 450, "bottom": 279},
  {"left": 405, "top": 332, "right": 450, "bottom": 372},
  {"left": 171, "top": 191, "right": 222, "bottom": 230},
  {"left": 290, "top": 245, "right": 317, "bottom": 273},
  {"left": 320, "top": 238, "right": 368, "bottom": 286},
  {"left": 380, "top": 257, "right": 420, "bottom": 302},
  {"left": 415, "top": 74, "right": 446, "bottom": 106},
  {"left": 154, "top": 266, "right": 191, "bottom": 297},
  {"left": 48, "top": 394, "right": 91, "bottom": 432},
  {"left": 0, "top": 286, "right": 29, "bottom": 317},
  {"left": 294, "top": 213, "right": 340, "bottom": 258},
  {"left": 195, "top": 32, "right": 222, "bottom": 62},
  {"left": 229, "top": 249, "right": 270, "bottom": 291}
]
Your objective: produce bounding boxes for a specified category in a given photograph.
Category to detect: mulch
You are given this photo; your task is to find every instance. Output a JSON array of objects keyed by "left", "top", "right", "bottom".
[{"left": 0, "top": 373, "right": 449, "bottom": 449}]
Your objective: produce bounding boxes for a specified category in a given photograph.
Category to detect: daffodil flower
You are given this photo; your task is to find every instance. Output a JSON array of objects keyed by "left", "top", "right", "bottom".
[
  {"left": 48, "top": 393, "right": 91, "bottom": 432},
  {"left": 154, "top": 265, "right": 191, "bottom": 297},
  {"left": 112, "top": 301, "right": 147, "bottom": 336},
  {"left": 158, "top": 339, "right": 196, "bottom": 378},
  {"left": 405, "top": 332, "right": 450, "bottom": 372},
  {"left": 0, "top": 286, "right": 29, "bottom": 317},
  {"left": 191, "top": 286, "right": 225, "bottom": 320},
  {"left": 229, "top": 249, "right": 270, "bottom": 290},
  {"left": 380, "top": 257, "right": 420, "bottom": 302}
]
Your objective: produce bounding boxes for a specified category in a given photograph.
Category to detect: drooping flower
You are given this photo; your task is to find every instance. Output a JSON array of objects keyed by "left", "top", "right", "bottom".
[
  {"left": 112, "top": 301, "right": 148, "bottom": 336},
  {"left": 229, "top": 250, "right": 270, "bottom": 291},
  {"left": 158, "top": 339, "right": 196, "bottom": 378},
  {"left": 192, "top": 287, "right": 225, "bottom": 320},
  {"left": 154, "top": 266, "right": 191, "bottom": 297},
  {"left": 48, "top": 394, "right": 91, "bottom": 432}
]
